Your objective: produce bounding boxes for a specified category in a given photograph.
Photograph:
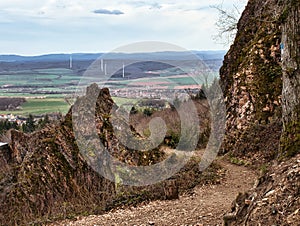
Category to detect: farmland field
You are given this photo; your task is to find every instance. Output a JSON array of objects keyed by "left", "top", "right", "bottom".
[
  {"left": 0, "top": 54, "right": 221, "bottom": 115},
  {"left": 0, "top": 69, "right": 216, "bottom": 116},
  {"left": 0, "top": 98, "right": 70, "bottom": 116},
  {"left": 112, "top": 97, "right": 139, "bottom": 107},
  {"left": 0, "top": 96, "right": 140, "bottom": 116}
]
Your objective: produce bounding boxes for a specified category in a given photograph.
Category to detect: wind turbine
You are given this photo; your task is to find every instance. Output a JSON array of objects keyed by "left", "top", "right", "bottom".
[
  {"left": 122, "top": 63, "right": 125, "bottom": 78},
  {"left": 101, "top": 59, "right": 104, "bottom": 72},
  {"left": 69, "top": 54, "right": 73, "bottom": 69}
]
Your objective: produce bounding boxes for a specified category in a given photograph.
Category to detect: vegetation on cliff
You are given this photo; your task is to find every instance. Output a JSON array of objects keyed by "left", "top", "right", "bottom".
[
  {"left": 222, "top": 0, "right": 300, "bottom": 225},
  {"left": 280, "top": 0, "right": 300, "bottom": 158},
  {"left": 0, "top": 84, "right": 220, "bottom": 225},
  {"left": 220, "top": 0, "right": 284, "bottom": 161}
]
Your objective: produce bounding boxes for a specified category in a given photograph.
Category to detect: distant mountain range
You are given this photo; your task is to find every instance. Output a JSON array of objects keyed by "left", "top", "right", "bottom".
[
  {"left": 0, "top": 50, "right": 226, "bottom": 62},
  {"left": 0, "top": 53, "right": 101, "bottom": 62}
]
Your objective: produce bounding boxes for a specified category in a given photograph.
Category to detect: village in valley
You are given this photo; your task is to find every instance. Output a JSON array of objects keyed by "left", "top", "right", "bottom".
[{"left": 0, "top": 113, "right": 26, "bottom": 125}]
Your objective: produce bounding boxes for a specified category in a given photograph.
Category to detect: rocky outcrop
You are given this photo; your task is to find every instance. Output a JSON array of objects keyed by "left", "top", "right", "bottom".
[
  {"left": 220, "top": 0, "right": 284, "bottom": 160},
  {"left": 0, "top": 84, "right": 221, "bottom": 225},
  {"left": 224, "top": 153, "right": 300, "bottom": 226},
  {"left": 0, "top": 103, "right": 116, "bottom": 225},
  {"left": 280, "top": 0, "right": 300, "bottom": 157},
  {"left": 0, "top": 84, "right": 157, "bottom": 225},
  {"left": 222, "top": 0, "right": 300, "bottom": 225}
]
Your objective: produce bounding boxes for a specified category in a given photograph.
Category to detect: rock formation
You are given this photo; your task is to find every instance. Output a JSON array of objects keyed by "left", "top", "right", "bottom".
[
  {"left": 220, "top": 0, "right": 284, "bottom": 163},
  {"left": 0, "top": 84, "right": 164, "bottom": 225},
  {"left": 280, "top": 0, "right": 300, "bottom": 157},
  {"left": 0, "top": 84, "right": 219, "bottom": 225},
  {"left": 0, "top": 89, "right": 117, "bottom": 225},
  {"left": 224, "top": 153, "right": 300, "bottom": 225},
  {"left": 222, "top": 0, "right": 300, "bottom": 225}
]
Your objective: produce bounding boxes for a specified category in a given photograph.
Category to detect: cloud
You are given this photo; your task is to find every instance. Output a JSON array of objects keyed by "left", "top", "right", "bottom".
[
  {"left": 0, "top": 0, "right": 248, "bottom": 55},
  {"left": 93, "top": 9, "right": 124, "bottom": 15},
  {"left": 124, "top": 1, "right": 162, "bottom": 10},
  {"left": 149, "top": 3, "right": 161, "bottom": 9},
  {"left": 183, "top": 6, "right": 212, "bottom": 12}
]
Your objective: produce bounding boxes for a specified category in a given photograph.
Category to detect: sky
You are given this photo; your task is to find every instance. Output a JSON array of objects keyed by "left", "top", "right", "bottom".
[{"left": 0, "top": 0, "right": 248, "bottom": 55}]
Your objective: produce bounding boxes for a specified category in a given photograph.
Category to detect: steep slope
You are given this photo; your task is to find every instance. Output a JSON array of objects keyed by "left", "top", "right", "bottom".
[
  {"left": 0, "top": 84, "right": 220, "bottom": 225},
  {"left": 222, "top": 0, "right": 300, "bottom": 225},
  {"left": 220, "top": 0, "right": 285, "bottom": 163},
  {"left": 0, "top": 87, "right": 118, "bottom": 225},
  {"left": 0, "top": 85, "right": 164, "bottom": 225},
  {"left": 280, "top": 0, "right": 300, "bottom": 157}
]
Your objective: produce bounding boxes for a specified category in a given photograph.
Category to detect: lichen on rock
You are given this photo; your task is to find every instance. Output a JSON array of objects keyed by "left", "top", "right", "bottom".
[{"left": 220, "top": 0, "right": 284, "bottom": 160}]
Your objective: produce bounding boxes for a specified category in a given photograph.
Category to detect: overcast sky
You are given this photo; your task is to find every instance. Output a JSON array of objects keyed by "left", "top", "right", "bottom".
[{"left": 0, "top": 0, "right": 247, "bottom": 55}]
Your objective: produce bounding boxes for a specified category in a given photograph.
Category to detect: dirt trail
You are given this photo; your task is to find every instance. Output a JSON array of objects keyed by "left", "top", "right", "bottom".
[{"left": 49, "top": 157, "right": 257, "bottom": 226}]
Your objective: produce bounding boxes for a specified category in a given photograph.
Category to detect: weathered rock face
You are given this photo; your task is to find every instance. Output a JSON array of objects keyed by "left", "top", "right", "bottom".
[
  {"left": 0, "top": 84, "right": 220, "bottom": 225},
  {"left": 220, "top": 0, "right": 299, "bottom": 160},
  {"left": 0, "top": 84, "right": 166, "bottom": 225},
  {"left": 0, "top": 88, "right": 117, "bottom": 225},
  {"left": 280, "top": 0, "right": 300, "bottom": 157},
  {"left": 222, "top": 0, "right": 300, "bottom": 225},
  {"left": 220, "top": 0, "right": 284, "bottom": 159}
]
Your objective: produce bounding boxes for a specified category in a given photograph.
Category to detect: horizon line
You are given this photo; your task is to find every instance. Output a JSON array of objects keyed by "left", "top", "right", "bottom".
[{"left": 0, "top": 49, "right": 227, "bottom": 57}]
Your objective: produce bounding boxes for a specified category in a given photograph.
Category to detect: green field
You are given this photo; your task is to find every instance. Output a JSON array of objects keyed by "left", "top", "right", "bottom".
[
  {"left": 0, "top": 65, "right": 218, "bottom": 116},
  {"left": 0, "top": 68, "right": 82, "bottom": 96},
  {"left": 0, "top": 96, "right": 140, "bottom": 116},
  {"left": 0, "top": 68, "right": 81, "bottom": 115},
  {"left": 112, "top": 97, "right": 138, "bottom": 106},
  {"left": 0, "top": 98, "right": 70, "bottom": 116}
]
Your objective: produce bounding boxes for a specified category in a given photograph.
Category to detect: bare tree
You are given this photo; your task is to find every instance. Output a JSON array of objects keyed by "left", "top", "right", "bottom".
[{"left": 211, "top": 1, "right": 247, "bottom": 45}]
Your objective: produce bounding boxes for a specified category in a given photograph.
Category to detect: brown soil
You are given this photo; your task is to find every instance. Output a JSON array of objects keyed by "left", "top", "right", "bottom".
[
  {"left": 49, "top": 156, "right": 257, "bottom": 226},
  {"left": 226, "top": 153, "right": 300, "bottom": 226}
]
